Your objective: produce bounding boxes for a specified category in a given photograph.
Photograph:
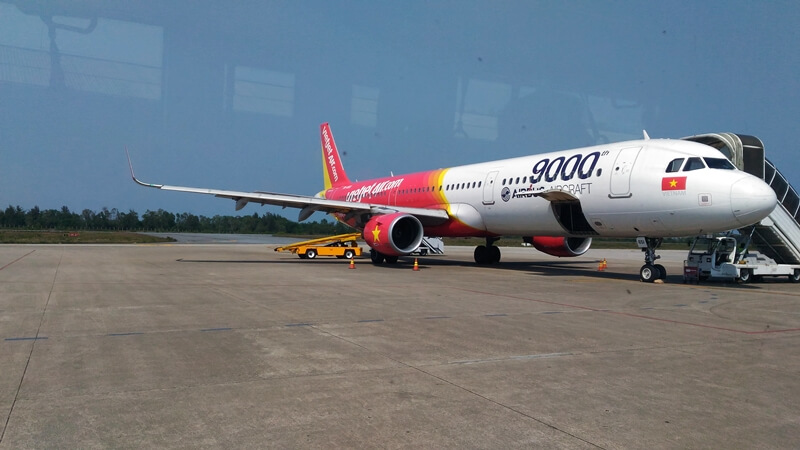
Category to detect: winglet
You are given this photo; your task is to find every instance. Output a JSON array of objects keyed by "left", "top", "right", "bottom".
[
  {"left": 125, "top": 147, "right": 163, "bottom": 188},
  {"left": 643, "top": 130, "right": 650, "bottom": 140},
  {"left": 320, "top": 123, "right": 351, "bottom": 190}
]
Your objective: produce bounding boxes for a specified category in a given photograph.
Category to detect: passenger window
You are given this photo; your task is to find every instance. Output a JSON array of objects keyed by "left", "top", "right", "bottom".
[
  {"left": 683, "top": 157, "right": 705, "bottom": 171},
  {"left": 666, "top": 158, "right": 684, "bottom": 173},
  {"left": 515, "top": 177, "right": 520, "bottom": 184},
  {"left": 502, "top": 179, "right": 506, "bottom": 185},
  {"left": 472, "top": 182, "right": 476, "bottom": 188},
  {"left": 523, "top": 176, "right": 527, "bottom": 183},
  {"left": 478, "top": 181, "right": 482, "bottom": 187}
]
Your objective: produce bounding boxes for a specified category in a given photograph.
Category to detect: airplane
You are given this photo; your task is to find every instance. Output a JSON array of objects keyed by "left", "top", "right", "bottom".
[{"left": 127, "top": 123, "right": 777, "bottom": 282}]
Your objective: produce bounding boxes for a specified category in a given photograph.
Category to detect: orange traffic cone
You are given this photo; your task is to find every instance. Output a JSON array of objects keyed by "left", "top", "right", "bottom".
[
  {"left": 349, "top": 258, "right": 355, "bottom": 269},
  {"left": 413, "top": 258, "right": 419, "bottom": 271},
  {"left": 598, "top": 258, "right": 606, "bottom": 271}
]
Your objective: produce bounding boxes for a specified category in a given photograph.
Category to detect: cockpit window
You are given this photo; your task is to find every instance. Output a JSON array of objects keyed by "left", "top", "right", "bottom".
[
  {"left": 666, "top": 158, "right": 684, "bottom": 173},
  {"left": 704, "top": 157, "right": 735, "bottom": 170},
  {"left": 683, "top": 157, "right": 706, "bottom": 171}
]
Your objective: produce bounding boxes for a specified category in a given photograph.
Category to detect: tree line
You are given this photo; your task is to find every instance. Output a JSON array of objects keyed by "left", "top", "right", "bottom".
[{"left": 0, "top": 205, "right": 352, "bottom": 235}]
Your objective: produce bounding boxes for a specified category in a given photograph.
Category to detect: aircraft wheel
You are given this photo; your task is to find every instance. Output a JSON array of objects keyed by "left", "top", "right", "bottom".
[
  {"left": 344, "top": 249, "right": 355, "bottom": 260},
  {"left": 474, "top": 245, "right": 489, "bottom": 264},
  {"left": 640, "top": 264, "right": 657, "bottom": 283},
  {"left": 305, "top": 249, "right": 317, "bottom": 259},
  {"left": 738, "top": 268, "right": 752, "bottom": 284},
  {"left": 790, "top": 269, "right": 800, "bottom": 283},
  {"left": 370, "top": 249, "right": 385, "bottom": 265},
  {"left": 385, "top": 255, "right": 399, "bottom": 264},
  {"left": 490, "top": 246, "right": 501, "bottom": 264},
  {"left": 655, "top": 264, "right": 667, "bottom": 280}
]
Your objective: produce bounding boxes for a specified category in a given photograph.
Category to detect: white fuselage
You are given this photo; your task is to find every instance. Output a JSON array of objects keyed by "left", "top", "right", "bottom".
[{"left": 359, "top": 138, "right": 777, "bottom": 238}]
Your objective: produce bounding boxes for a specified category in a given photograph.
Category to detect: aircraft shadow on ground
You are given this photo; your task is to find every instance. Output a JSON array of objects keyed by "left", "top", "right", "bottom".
[
  {"left": 176, "top": 255, "right": 644, "bottom": 281},
  {"left": 175, "top": 256, "right": 770, "bottom": 288}
]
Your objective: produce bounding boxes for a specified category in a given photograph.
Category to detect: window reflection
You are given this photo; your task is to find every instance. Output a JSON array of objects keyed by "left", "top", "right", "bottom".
[
  {"left": 0, "top": 5, "right": 162, "bottom": 99},
  {"left": 454, "top": 77, "right": 511, "bottom": 141},
  {"left": 351, "top": 85, "right": 379, "bottom": 127},
  {"left": 229, "top": 66, "right": 294, "bottom": 116}
]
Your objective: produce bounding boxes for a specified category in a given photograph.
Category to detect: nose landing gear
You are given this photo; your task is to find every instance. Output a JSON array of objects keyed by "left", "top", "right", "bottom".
[{"left": 638, "top": 237, "right": 666, "bottom": 283}]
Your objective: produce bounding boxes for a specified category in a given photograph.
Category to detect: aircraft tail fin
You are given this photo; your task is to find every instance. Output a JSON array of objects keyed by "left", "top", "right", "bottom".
[{"left": 320, "top": 122, "right": 351, "bottom": 189}]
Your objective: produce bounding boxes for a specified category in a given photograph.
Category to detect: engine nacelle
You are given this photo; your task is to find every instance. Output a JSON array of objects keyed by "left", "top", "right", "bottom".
[
  {"left": 525, "top": 236, "right": 592, "bottom": 257},
  {"left": 363, "top": 213, "right": 424, "bottom": 256}
]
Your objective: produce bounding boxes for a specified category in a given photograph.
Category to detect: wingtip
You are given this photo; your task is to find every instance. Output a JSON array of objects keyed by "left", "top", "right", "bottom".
[
  {"left": 125, "top": 146, "right": 163, "bottom": 188},
  {"left": 124, "top": 146, "right": 137, "bottom": 181}
]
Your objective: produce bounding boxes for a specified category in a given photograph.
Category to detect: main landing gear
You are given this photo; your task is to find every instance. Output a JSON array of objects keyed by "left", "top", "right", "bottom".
[
  {"left": 370, "top": 249, "right": 398, "bottom": 265},
  {"left": 639, "top": 237, "right": 667, "bottom": 283},
  {"left": 474, "top": 237, "right": 501, "bottom": 265}
]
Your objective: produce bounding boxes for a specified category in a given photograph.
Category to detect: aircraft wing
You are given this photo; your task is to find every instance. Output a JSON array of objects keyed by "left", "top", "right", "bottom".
[{"left": 127, "top": 151, "right": 450, "bottom": 224}]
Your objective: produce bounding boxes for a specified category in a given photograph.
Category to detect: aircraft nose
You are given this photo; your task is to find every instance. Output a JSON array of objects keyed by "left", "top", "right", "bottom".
[{"left": 730, "top": 176, "right": 777, "bottom": 226}]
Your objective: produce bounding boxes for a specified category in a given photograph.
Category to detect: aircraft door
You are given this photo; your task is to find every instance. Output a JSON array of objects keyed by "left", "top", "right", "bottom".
[
  {"left": 482, "top": 171, "right": 499, "bottom": 205},
  {"left": 609, "top": 147, "right": 641, "bottom": 198}
]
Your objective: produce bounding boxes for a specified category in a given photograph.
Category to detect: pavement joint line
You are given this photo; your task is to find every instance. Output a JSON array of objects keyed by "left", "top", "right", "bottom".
[
  {"left": 451, "top": 286, "right": 800, "bottom": 335},
  {"left": 452, "top": 352, "right": 573, "bottom": 365},
  {"left": 0, "top": 249, "right": 36, "bottom": 271},
  {"left": 310, "top": 324, "right": 606, "bottom": 449},
  {"left": 0, "top": 313, "right": 497, "bottom": 341},
  {"left": 1, "top": 250, "right": 61, "bottom": 445}
]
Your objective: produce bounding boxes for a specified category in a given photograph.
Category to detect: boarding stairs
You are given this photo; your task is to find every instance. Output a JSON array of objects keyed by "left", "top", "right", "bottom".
[
  {"left": 683, "top": 133, "right": 800, "bottom": 264},
  {"left": 414, "top": 237, "right": 445, "bottom": 256}
]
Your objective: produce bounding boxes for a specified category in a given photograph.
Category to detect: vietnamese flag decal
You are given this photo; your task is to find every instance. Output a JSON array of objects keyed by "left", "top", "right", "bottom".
[{"left": 661, "top": 176, "right": 687, "bottom": 191}]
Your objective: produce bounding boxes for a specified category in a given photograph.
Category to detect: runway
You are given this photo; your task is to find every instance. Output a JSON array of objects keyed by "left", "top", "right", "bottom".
[{"left": 1, "top": 242, "right": 799, "bottom": 448}]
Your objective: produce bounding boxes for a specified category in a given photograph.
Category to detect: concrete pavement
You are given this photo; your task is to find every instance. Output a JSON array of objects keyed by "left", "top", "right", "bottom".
[{"left": 1, "top": 243, "right": 799, "bottom": 448}]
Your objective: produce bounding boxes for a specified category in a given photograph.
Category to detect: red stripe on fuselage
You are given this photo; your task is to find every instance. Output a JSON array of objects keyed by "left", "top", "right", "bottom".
[
  {"left": 325, "top": 168, "right": 486, "bottom": 236},
  {"left": 326, "top": 168, "right": 446, "bottom": 207}
]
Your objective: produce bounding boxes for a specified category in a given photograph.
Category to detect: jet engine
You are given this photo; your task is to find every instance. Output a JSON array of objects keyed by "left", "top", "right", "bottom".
[
  {"left": 525, "top": 236, "right": 592, "bottom": 257},
  {"left": 363, "top": 213, "right": 424, "bottom": 256}
]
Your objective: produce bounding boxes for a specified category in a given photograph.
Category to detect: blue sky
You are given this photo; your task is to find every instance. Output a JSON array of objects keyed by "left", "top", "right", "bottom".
[{"left": 1, "top": 1, "right": 798, "bottom": 220}]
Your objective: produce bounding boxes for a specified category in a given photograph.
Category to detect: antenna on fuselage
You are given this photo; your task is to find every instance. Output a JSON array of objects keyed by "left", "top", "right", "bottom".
[{"left": 643, "top": 130, "right": 651, "bottom": 140}]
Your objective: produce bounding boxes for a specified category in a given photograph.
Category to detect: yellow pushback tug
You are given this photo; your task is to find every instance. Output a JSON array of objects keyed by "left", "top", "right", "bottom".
[{"left": 274, "top": 233, "right": 363, "bottom": 260}]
